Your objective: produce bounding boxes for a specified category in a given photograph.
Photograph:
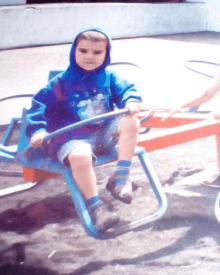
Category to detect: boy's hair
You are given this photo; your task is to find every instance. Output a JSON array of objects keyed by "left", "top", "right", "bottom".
[{"left": 75, "top": 31, "right": 109, "bottom": 47}]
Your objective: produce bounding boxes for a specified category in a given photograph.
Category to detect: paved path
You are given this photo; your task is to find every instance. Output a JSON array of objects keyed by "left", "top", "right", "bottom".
[{"left": 1, "top": 31, "right": 220, "bottom": 124}]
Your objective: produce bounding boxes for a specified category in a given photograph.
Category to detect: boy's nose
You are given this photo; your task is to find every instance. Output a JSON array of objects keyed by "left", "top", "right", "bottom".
[{"left": 87, "top": 52, "right": 93, "bottom": 59}]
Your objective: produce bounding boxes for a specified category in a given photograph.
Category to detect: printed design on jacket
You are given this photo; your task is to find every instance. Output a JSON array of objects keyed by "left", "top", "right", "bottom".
[
  {"left": 65, "top": 87, "right": 110, "bottom": 121},
  {"left": 78, "top": 93, "right": 108, "bottom": 120}
]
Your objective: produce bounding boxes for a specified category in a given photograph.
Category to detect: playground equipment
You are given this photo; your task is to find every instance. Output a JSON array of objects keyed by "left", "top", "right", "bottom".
[
  {"left": 0, "top": 64, "right": 168, "bottom": 239},
  {"left": 2, "top": 97, "right": 220, "bottom": 238},
  {"left": 0, "top": 102, "right": 168, "bottom": 239},
  {"left": 1, "top": 61, "right": 220, "bottom": 239}
]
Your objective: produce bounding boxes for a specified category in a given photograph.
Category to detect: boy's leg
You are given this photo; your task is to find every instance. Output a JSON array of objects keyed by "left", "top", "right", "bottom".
[
  {"left": 117, "top": 115, "right": 140, "bottom": 160},
  {"left": 67, "top": 143, "right": 97, "bottom": 200},
  {"left": 106, "top": 115, "right": 140, "bottom": 203},
  {"left": 67, "top": 143, "right": 119, "bottom": 232}
]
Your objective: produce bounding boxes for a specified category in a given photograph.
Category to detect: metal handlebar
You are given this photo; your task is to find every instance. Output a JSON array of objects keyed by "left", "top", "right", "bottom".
[{"left": 24, "top": 109, "right": 152, "bottom": 159}]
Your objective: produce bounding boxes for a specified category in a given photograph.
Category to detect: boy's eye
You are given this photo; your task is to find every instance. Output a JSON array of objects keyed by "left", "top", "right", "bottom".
[
  {"left": 79, "top": 49, "right": 87, "bottom": 54},
  {"left": 94, "top": 51, "right": 103, "bottom": 55}
]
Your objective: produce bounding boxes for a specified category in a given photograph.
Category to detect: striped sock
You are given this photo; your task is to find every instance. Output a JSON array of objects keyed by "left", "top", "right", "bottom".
[
  {"left": 85, "top": 195, "right": 102, "bottom": 213},
  {"left": 114, "top": 160, "right": 131, "bottom": 186}
]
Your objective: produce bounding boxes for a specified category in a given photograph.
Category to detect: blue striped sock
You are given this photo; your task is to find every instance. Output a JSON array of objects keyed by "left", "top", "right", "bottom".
[
  {"left": 85, "top": 195, "right": 102, "bottom": 212},
  {"left": 114, "top": 160, "right": 131, "bottom": 186}
]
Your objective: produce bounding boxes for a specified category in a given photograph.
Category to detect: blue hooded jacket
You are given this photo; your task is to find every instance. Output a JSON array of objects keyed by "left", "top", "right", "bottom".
[{"left": 26, "top": 28, "right": 142, "bottom": 153}]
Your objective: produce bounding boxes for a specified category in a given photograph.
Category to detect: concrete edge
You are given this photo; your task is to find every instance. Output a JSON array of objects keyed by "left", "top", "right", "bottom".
[{"left": 0, "top": 2, "right": 208, "bottom": 50}]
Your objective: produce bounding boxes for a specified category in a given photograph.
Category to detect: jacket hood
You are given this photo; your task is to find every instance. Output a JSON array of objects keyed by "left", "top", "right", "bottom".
[{"left": 68, "top": 28, "right": 111, "bottom": 75}]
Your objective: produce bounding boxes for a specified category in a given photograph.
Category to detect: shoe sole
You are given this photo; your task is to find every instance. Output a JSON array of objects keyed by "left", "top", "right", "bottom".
[
  {"left": 106, "top": 180, "right": 132, "bottom": 204},
  {"left": 98, "top": 216, "right": 120, "bottom": 233}
]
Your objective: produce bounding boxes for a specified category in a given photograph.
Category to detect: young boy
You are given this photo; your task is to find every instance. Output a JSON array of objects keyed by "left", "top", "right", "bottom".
[
  {"left": 164, "top": 72, "right": 220, "bottom": 119},
  {"left": 26, "top": 28, "right": 143, "bottom": 233}
]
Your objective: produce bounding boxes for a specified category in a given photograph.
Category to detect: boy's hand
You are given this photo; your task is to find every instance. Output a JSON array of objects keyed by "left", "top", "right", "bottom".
[
  {"left": 161, "top": 107, "right": 181, "bottom": 121},
  {"left": 125, "top": 102, "right": 142, "bottom": 116},
  {"left": 30, "top": 131, "right": 48, "bottom": 148}
]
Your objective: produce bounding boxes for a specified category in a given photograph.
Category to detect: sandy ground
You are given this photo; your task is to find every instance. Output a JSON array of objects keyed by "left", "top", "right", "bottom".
[
  {"left": 0, "top": 127, "right": 220, "bottom": 275},
  {"left": 1, "top": 32, "right": 220, "bottom": 274}
]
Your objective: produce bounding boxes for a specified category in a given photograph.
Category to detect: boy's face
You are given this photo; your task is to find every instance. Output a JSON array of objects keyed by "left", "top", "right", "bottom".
[{"left": 75, "top": 39, "right": 107, "bottom": 71}]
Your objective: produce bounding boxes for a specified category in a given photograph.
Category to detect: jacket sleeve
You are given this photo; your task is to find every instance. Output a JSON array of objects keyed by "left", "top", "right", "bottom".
[
  {"left": 110, "top": 72, "right": 142, "bottom": 109},
  {"left": 25, "top": 79, "right": 60, "bottom": 137}
]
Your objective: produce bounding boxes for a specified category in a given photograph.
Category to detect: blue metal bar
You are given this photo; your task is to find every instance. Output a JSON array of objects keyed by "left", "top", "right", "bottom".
[
  {"left": 61, "top": 146, "right": 167, "bottom": 239},
  {"left": 137, "top": 149, "right": 167, "bottom": 211},
  {"left": 15, "top": 108, "right": 167, "bottom": 239},
  {"left": 24, "top": 109, "right": 151, "bottom": 159},
  {"left": 23, "top": 109, "right": 130, "bottom": 158},
  {"left": 0, "top": 151, "right": 15, "bottom": 163},
  {"left": 183, "top": 60, "right": 220, "bottom": 113},
  {"left": 0, "top": 144, "right": 17, "bottom": 157},
  {"left": 188, "top": 107, "right": 199, "bottom": 113},
  {"left": 63, "top": 168, "right": 103, "bottom": 239},
  {"left": 104, "top": 148, "right": 168, "bottom": 238},
  {"left": 1, "top": 118, "right": 20, "bottom": 146},
  {"left": 45, "top": 109, "right": 129, "bottom": 141},
  {"left": 0, "top": 170, "right": 22, "bottom": 177},
  {"left": 215, "top": 191, "right": 220, "bottom": 223},
  {"left": 0, "top": 95, "right": 33, "bottom": 103}
]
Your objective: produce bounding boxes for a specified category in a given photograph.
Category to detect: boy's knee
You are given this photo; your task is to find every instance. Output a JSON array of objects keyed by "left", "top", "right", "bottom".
[
  {"left": 119, "top": 115, "right": 140, "bottom": 133},
  {"left": 130, "top": 116, "right": 140, "bottom": 129},
  {"left": 68, "top": 147, "right": 93, "bottom": 168}
]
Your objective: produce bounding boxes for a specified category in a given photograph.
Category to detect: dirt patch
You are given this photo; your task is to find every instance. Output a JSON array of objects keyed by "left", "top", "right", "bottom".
[{"left": 0, "top": 127, "right": 220, "bottom": 274}]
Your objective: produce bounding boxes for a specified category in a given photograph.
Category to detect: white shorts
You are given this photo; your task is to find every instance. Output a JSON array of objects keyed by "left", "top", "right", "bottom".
[{"left": 57, "top": 117, "right": 121, "bottom": 164}]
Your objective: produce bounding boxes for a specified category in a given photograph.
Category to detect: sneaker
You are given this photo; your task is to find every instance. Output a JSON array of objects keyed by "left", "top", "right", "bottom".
[
  {"left": 90, "top": 205, "right": 120, "bottom": 233},
  {"left": 106, "top": 175, "right": 133, "bottom": 204}
]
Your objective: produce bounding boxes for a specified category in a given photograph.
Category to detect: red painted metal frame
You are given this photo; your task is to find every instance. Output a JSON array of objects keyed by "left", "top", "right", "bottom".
[
  {"left": 23, "top": 112, "right": 220, "bottom": 182},
  {"left": 137, "top": 112, "right": 220, "bottom": 170}
]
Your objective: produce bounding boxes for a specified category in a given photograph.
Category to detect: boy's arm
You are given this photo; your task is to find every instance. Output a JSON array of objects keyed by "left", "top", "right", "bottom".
[
  {"left": 26, "top": 75, "right": 65, "bottom": 139},
  {"left": 125, "top": 101, "right": 142, "bottom": 116},
  {"left": 26, "top": 91, "right": 49, "bottom": 138},
  {"left": 164, "top": 73, "right": 220, "bottom": 119},
  {"left": 30, "top": 131, "right": 48, "bottom": 148},
  {"left": 110, "top": 72, "right": 142, "bottom": 110},
  {"left": 26, "top": 81, "right": 58, "bottom": 139}
]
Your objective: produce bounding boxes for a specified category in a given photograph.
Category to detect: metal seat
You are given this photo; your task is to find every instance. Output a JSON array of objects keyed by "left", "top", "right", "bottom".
[
  {"left": 0, "top": 68, "right": 167, "bottom": 239},
  {"left": 14, "top": 108, "right": 167, "bottom": 239}
]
